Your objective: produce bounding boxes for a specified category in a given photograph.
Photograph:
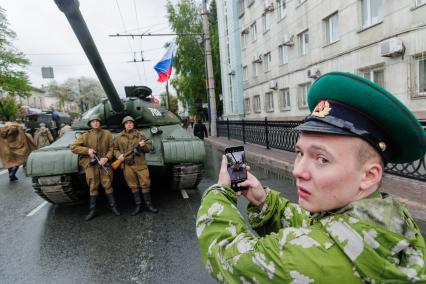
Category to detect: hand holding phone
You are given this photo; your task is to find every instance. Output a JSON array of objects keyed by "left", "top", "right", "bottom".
[{"left": 225, "top": 146, "right": 247, "bottom": 191}]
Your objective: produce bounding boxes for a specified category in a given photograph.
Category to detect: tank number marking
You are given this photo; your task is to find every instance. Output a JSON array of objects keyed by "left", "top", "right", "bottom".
[{"left": 148, "top": 108, "right": 163, "bottom": 117}]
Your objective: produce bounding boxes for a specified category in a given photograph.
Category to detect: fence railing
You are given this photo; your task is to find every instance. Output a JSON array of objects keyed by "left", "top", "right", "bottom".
[{"left": 217, "top": 118, "right": 426, "bottom": 182}]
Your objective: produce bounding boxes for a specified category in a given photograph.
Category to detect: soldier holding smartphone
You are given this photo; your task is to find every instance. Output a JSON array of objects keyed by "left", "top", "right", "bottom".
[{"left": 196, "top": 72, "right": 426, "bottom": 283}]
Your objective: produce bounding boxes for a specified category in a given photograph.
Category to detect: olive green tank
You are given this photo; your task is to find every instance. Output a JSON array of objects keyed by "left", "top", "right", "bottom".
[{"left": 26, "top": 0, "right": 206, "bottom": 205}]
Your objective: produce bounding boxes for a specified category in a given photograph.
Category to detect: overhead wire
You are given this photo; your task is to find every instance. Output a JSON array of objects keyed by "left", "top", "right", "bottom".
[{"left": 115, "top": 0, "right": 142, "bottom": 84}]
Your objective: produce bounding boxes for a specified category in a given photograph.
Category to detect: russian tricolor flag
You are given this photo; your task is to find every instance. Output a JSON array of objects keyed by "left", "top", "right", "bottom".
[{"left": 154, "top": 43, "right": 175, "bottom": 83}]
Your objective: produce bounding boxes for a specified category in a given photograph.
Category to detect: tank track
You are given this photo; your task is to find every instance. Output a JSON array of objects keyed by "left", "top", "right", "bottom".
[
  {"left": 32, "top": 175, "right": 85, "bottom": 205},
  {"left": 170, "top": 163, "right": 204, "bottom": 190}
]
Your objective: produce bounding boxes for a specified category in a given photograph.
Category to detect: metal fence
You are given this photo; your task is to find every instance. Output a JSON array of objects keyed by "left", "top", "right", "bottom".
[{"left": 217, "top": 118, "right": 426, "bottom": 182}]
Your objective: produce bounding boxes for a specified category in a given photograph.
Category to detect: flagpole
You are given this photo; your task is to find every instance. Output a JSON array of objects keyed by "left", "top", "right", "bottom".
[{"left": 166, "top": 80, "right": 170, "bottom": 110}]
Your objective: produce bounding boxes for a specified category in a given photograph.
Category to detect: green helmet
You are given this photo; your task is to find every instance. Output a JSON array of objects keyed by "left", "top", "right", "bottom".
[
  {"left": 122, "top": 116, "right": 135, "bottom": 125},
  {"left": 87, "top": 114, "right": 102, "bottom": 127}
]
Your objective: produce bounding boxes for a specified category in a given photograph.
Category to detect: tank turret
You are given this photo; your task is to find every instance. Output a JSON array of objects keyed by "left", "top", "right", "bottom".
[{"left": 25, "top": 0, "right": 206, "bottom": 205}]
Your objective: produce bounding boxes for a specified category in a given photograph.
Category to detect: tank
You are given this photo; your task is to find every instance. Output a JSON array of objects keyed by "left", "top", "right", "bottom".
[{"left": 25, "top": 0, "right": 206, "bottom": 205}]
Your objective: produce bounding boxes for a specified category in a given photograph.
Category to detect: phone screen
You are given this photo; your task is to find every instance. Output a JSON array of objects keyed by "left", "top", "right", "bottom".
[{"left": 225, "top": 146, "right": 247, "bottom": 191}]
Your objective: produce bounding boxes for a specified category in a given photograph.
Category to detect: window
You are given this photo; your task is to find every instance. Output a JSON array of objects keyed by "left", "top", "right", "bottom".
[
  {"left": 324, "top": 12, "right": 339, "bottom": 44},
  {"left": 244, "top": 98, "right": 251, "bottom": 113},
  {"left": 262, "top": 12, "right": 271, "bottom": 32},
  {"left": 279, "top": 88, "right": 291, "bottom": 110},
  {"left": 298, "top": 83, "right": 311, "bottom": 108},
  {"left": 265, "top": 92, "right": 274, "bottom": 112},
  {"left": 361, "top": 0, "right": 383, "bottom": 28},
  {"left": 264, "top": 52, "right": 272, "bottom": 72},
  {"left": 417, "top": 0, "right": 426, "bottom": 6},
  {"left": 279, "top": 44, "right": 289, "bottom": 65},
  {"left": 250, "top": 22, "right": 257, "bottom": 41},
  {"left": 253, "top": 95, "right": 261, "bottom": 113},
  {"left": 243, "top": 66, "right": 248, "bottom": 81},
  {"left": 241, "top": 32, "right": 247, "bottom": 49},
  {"left": 253, "top": 62, "right": 260, "bottom": 77},
  {"left": 360, "top": 67, "right": 384, "bottom": 87},
  {"left": 298, "top": 30, "right": 309, "bottom": 55},
  {"left": 238, "top": 0, "right": 245, "bottom": 17},
  {"left": 278, "top": 0, "right": 287, "bottom": 19},
  {"left": 418, "top": 58, "right": 426, "bottom": 95}
]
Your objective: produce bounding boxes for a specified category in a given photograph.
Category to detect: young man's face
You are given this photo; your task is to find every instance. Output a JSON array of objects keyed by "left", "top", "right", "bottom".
[
  {"left": 293, "top": 132, "right": 368, "bottom": 212},
  {"left": 90, "top": 120, "right": 100, "bottom": 129},
  {"left": 124, "top": 121, "right": 134, "bottom": 131}
]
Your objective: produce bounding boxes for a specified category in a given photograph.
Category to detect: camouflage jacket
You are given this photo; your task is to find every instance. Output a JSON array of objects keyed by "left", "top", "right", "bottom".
[
  {"left": 69, "top": 128, "right": 113, "bottom": 169},
  {"left": 113, "top": 129, "right": 151, "bottom": 170},
  {"left": 196, "top": 186, "right": 426, "bottom": 283}
]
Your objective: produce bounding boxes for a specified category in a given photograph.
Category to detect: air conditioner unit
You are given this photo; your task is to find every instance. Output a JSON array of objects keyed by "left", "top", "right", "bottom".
[
  {"left": 307, "top": 67, "right": 321, "bottom": 79},
  {"left": 264, "top": 3, "right": 274, "bottom": 12},
  {"left": 269, "top": 80, "right": 278, "bottom": 90},
  {"left": 380, "top": 38, "right": 405, "bottom": 57},
  {"left": 283, "top": 34, "right": 294, "bottom": 46},
  {"left": 252, "top": 53, "right": 263, "bottom": 63}
]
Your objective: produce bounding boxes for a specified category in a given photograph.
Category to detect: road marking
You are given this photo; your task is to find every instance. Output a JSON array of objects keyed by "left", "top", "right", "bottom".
[
  {"left": 180, "top": 189, "right": 189, "bottom": 199},
  {"left": 0, "top": 170, "right": 7, "bottom": 176},
  {"left": 27, "top": 201, "right": 48, "bottom": 217}
]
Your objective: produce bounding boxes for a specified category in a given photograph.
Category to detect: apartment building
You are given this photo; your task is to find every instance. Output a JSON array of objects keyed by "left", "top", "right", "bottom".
[
  {"left": 220, "top": 0, "right": 426, "bottom": 120},
  {"left": 216, "top": 0, "right": 245, "bottom": 119}
]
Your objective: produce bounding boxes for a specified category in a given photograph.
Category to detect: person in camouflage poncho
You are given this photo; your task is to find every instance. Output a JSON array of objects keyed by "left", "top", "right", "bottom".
[{"left": 196, "top": 72, "right": 426, "bottom": 283}]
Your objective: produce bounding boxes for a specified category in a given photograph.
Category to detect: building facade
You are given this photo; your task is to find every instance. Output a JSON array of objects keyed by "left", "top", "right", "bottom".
[
  {"left": 223, "top": 0, "right": 426, "bottom": 121},
  {"left": 216, "top": 0, "right": 245, "bottom": 119},
  {"left": 18, "top": 87, "right": 79, "bottom": 113}
]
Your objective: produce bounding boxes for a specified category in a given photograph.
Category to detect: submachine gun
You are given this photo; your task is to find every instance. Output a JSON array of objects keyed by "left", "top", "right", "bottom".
[
  {"left": 89, "top": 151, "right": 111, "bottom": 175},
  {"left": 111, "top": 139, "right": 150, "bottom": 170}
]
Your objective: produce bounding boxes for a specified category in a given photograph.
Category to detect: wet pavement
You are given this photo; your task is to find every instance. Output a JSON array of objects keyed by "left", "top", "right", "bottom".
[{"left": 0, "top": 144, "right": 425, "bottom": 283}]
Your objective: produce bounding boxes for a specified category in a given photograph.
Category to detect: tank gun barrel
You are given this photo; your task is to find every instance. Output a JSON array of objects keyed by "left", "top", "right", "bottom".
[{"left": 54, "top": 0, "right": 124, "bottom": 113}]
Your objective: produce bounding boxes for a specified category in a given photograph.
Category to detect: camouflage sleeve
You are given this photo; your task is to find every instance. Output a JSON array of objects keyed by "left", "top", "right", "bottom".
[
  {"left": 105, "top": 131, "right": 114, "bottom": 161},
  {"left": 113, "top": 134, "right": 122, "bottom": 159},
  {"left": 196, "top": 184, "right": 361, "bottom": 283},
  {"left": 247, "top": 188, "right": 310, "bottom": 236},
  {"left": 69, "top": 133, "right": 89, "bottom": 155}
]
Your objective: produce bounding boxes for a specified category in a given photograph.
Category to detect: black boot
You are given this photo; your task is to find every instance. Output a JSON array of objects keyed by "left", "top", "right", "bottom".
[
  {"left": 106, "top": 193, "right": 121, "bottom": 216},
  {"left": 8, "top": 166, "right": 19, "bottom": 181},
  {"left": 131, "top": 192, "right": 143, "bottom": 216},
  {"left": 142, "top": 192, "right": 158, "bottom": 213},
  {"left": 85, "top": 196, "right": 97, "bottom": 221}
]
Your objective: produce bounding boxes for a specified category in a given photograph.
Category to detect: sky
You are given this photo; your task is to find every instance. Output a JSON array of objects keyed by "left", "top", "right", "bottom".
[{"left": 1, "top": 0, "right": 178, "bottom": 97}]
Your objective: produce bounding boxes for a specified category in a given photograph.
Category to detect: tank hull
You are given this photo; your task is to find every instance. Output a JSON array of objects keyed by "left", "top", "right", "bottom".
[{"left": 27, "top": 127, "right": 206, "bottom": 205}]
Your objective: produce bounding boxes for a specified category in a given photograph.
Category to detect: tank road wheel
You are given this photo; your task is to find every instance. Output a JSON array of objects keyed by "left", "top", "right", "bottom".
[
  {"left": 32, "top": 175, "right": 87, "bottom": 205},
  {"left": 170, "top": 163, "right": 204, "bottom": 190}
]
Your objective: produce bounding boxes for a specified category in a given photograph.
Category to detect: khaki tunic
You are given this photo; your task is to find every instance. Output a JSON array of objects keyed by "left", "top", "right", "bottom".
[
  {"left": 34, "top": 127, "right": 54, "bottom": 149},
  {"left": 70, "top": 128, "right": 114, "bottom": 196},
  {"left": 0, "top": 123, "right": 36, "bottom": 168},
  {"left": 113, "top": 129, "right": 152, "bottom": 192},
  {"left": 59, "top": 125, "right": 72, "bottom": 138}
]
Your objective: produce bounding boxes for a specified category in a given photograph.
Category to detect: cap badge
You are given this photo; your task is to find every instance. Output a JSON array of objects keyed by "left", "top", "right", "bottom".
[
  {"left": 378, "top": 142, "right": 386, "bottom": 152},
  {"left": 312, "top": 100, "right": 331, "bottom": 118}
]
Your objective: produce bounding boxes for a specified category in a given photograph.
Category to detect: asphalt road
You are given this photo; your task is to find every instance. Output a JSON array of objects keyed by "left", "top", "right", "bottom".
[{"left": 0, "top": 167, "right": 216, "bottom": 283}]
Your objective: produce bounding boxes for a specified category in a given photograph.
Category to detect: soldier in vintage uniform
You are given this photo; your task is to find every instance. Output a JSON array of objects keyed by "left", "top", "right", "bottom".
[
  {"left": 196, "top": 72, "right": 426, "bottom": 283},
  {"left": 70, "top": 115, "right": 120, "bottom": 221},
  {"left": 58, "top": 123, "right": 72, "bottom": 138},
  {"left": 34, "top": 122, "right": 54, "bottom": 149},
  {"left": 114, "top": 116, "right": 158, "bottom": 215},
  {"left": 0, "top": 122, "right": 36, "bottom": 181}
]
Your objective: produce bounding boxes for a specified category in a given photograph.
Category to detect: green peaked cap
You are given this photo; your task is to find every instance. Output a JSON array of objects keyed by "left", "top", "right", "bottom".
[{"left": 298, "top": 71, "right": 425, "bottom": 164}]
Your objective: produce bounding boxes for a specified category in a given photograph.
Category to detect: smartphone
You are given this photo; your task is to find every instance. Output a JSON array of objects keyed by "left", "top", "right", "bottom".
[{"left": 225, "top": 146, "right": 247, "bottom": 191}]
